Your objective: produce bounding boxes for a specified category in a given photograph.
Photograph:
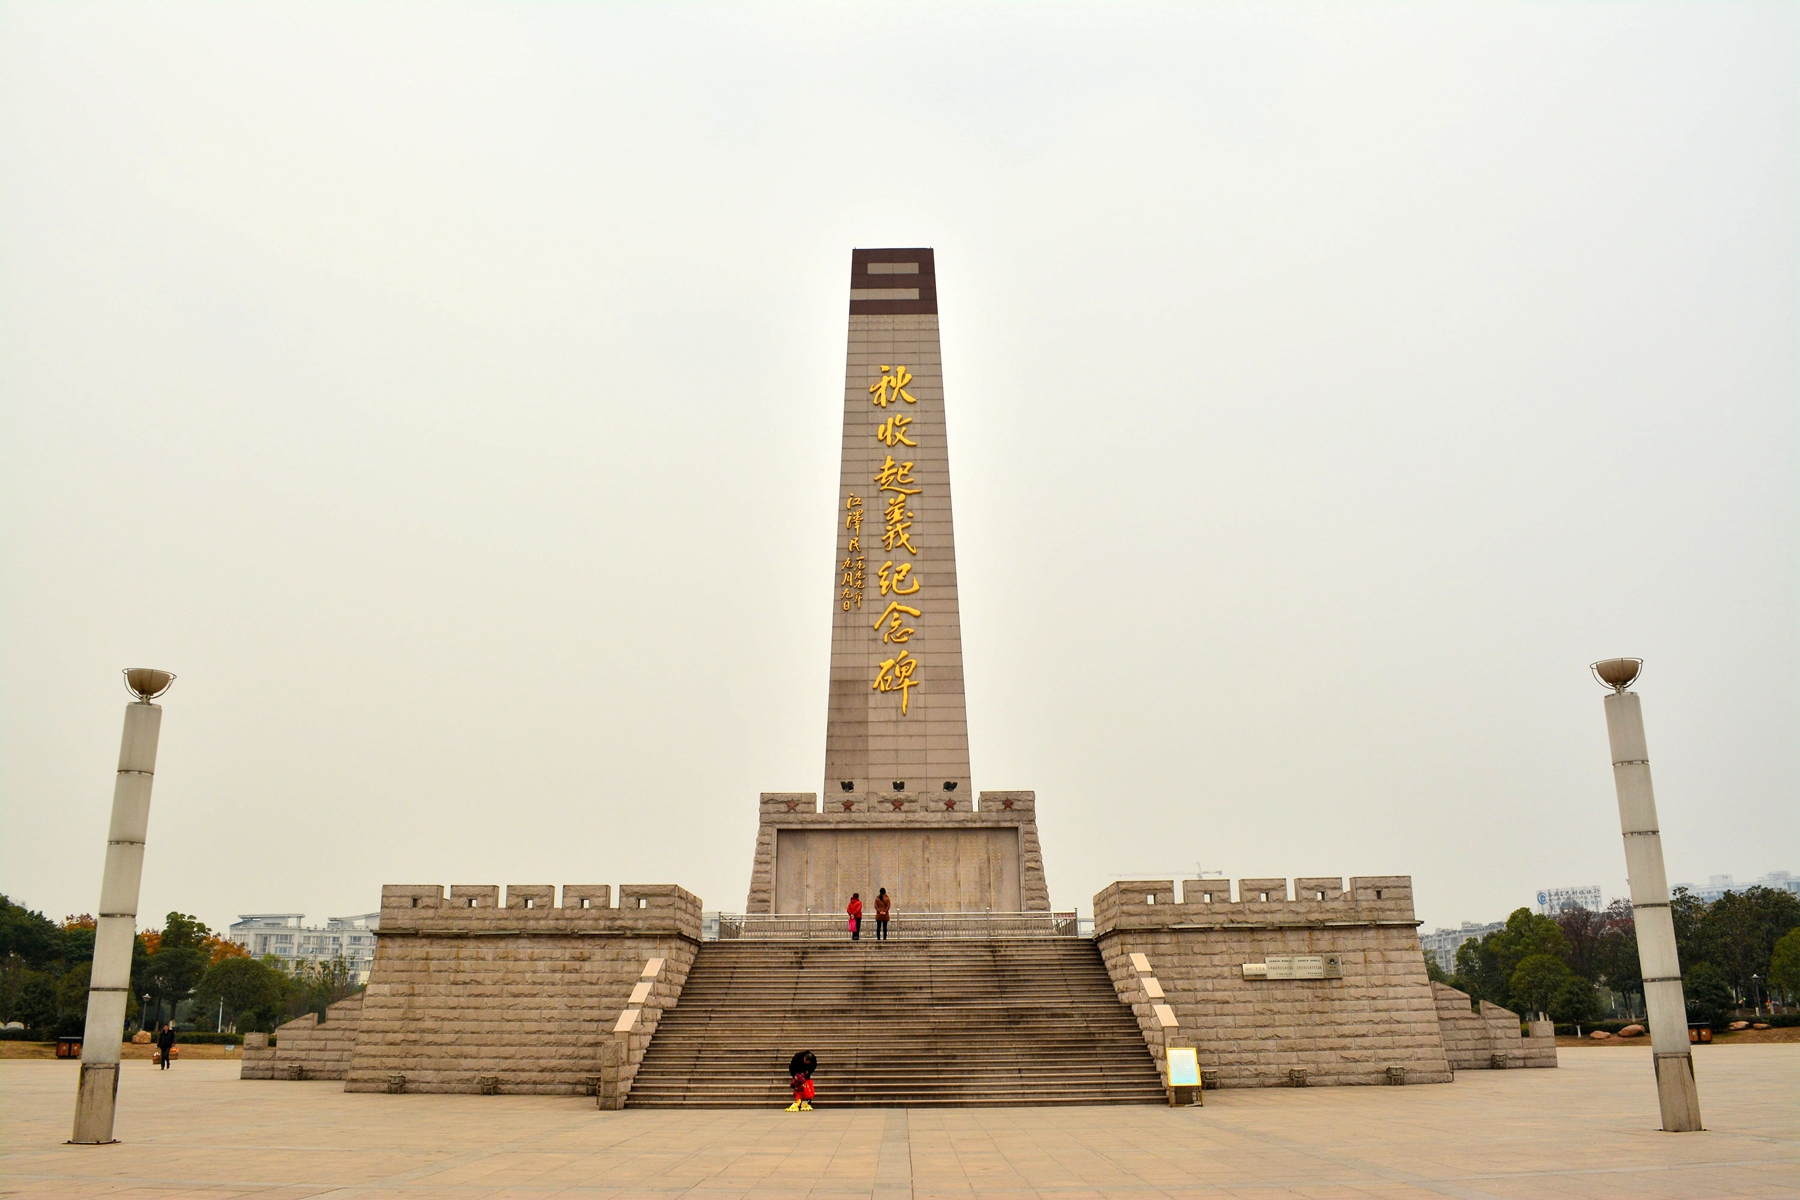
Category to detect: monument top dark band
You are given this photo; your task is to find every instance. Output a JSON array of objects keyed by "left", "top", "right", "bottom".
[{"left": 849, "top": 247, "right": 937, "bottom": 315}]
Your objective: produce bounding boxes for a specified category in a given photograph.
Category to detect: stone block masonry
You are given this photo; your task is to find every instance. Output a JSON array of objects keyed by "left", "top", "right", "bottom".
[
  {"left": 1094, "top": 876, "right": 1454, "bottom": 1088},
  {"left": 1433, "top": 981, "right": 1557, "bottom": 1070},
  {"left": 745, "top": 790, "right": 1051, "bottom": 914},
  {"left": 343, "top": 883, "right": 699, "bottom": 1097},
  {"left": 241, "top": 994, "right": 363, "bottom": 1081}
]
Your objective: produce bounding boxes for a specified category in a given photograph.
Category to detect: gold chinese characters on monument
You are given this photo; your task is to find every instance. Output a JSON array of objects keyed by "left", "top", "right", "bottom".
[
  {"left": 841, "top": 497, "right": 865, "bottom": 611},
  {"left": 870, "top": 365, "right": 920, "bottom": 715}
]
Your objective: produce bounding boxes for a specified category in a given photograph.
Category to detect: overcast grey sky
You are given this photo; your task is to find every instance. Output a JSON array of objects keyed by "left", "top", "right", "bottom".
[{"left": 2, "top": 3, "right": 1793, "bottom": 938}]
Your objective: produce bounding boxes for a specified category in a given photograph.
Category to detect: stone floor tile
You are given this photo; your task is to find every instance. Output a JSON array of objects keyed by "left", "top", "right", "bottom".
[{"left": 4, "top": 1048, "right": 1798, "bottom": 1198}]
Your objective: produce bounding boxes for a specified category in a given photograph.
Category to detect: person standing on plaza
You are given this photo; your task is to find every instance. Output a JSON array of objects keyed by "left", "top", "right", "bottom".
[
  {"left": 156, "top": 1022, "right": 175, "bottom": 1070},
  {"left": 847, "top": 893, "right": 863, "bottom": 941},
  {"left": 874, "top": 888, "right": 891, "bottom": 941},
  {"left": 786, "top": 1049, "right": 817, "bottom": 1111}
]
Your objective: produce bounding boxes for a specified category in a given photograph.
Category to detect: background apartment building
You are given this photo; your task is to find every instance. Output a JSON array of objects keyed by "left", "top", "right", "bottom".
[{"left": 228, "top": 912, "right": 381, "bottom": 984}]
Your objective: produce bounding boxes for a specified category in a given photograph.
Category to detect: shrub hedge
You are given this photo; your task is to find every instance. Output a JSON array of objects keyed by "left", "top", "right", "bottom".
[
  {"left": 0, "top": 1029, "right": 247, "bottom": 1044},
  {"left": 1555, "top": 1011, "right": 1798, "bottom": 1036}
]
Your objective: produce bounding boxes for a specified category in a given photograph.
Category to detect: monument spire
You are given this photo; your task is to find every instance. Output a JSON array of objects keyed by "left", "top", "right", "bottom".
[{"left": 824, "top": 248, "right": 971, "bottom": 797}]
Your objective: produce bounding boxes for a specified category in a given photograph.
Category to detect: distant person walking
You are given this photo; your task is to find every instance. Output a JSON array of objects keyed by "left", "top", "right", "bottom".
[
  {"left": 874, "top": 888, "right": 891, "bottom": 941},
  {"left": 786, "top": 1049, "right": 817, "bottom": 1111},
  {"left": 156, "top": 1023, "right": 175, "bottom": 1070},
  {"left": 847, "top": 893, "right": 863, "bottom": 941}
]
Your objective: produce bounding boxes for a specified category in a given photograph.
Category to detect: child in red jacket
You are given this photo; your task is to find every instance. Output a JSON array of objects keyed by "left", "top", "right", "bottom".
[{"left": 787, "top": 1050, "right": 817, "bottom": 1111}]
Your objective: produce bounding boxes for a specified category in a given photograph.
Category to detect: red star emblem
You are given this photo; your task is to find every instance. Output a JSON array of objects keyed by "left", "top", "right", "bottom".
[
  {"left": 1001, "top": 798, "right": 1015, "bottom": 810},
  {"left": 841, "top": 799, "right": 855, "bottom": 811},
  {"left": 944, "top": 799, "right": 957, "bottom": 810},
  {"left": 784, "top": 800, "right": 800, "bottom": 812},
  {"left": 891, "top": 799, "right": 905, "bottom": 811}
]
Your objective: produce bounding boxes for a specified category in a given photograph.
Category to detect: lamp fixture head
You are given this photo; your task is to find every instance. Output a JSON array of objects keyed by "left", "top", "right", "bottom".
[
  {"left": 1589, "top": 658, "right": 1642, "bottom": 693},
  {"left": 122, "top": 668, "right": 176, "bottom": 703}
]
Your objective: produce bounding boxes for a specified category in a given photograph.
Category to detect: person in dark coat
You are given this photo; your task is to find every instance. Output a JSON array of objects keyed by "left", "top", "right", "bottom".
[
  {"left": 156, "top": 1023, "right": 175, "bottom": 1070},
  {"left": 874, "top": 888, "right": 891, "bottom": 941},
  {"left": 786, "top": 1049, "right": 817, "bottom": 1111}
]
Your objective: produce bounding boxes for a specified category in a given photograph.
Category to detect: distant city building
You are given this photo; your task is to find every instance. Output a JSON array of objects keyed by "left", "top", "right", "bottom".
[
  {"left": 1535, "top": 885, "right": 1602, "bottom": 915},
  {"left": 1674, "top": 871, "right": 1799, "bottom": 903},
  {"left": 228, "top": 912, "right": 381, "bottom": 984},
  {"left": 1420, "top": 920, "right": 1505, "bottom": 965}
]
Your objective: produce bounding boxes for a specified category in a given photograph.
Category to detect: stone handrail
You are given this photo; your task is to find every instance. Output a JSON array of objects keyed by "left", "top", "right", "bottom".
[{"left": 714, "top": 911, "right": 1078, "bottom": 939}]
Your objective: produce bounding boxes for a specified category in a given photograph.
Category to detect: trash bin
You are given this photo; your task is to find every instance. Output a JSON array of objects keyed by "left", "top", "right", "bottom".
[{"left": 55, "top": 1036, "right": 82, "bottom": 1059}]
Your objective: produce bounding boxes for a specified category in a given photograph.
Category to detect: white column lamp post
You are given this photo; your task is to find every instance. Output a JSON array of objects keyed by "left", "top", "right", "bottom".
[
  {"left": 70, "top": 668, "right": 175, "bottom": 1145},
  {"left": 1592, "top": 657, "right": 1701, "bottom": 1132}
]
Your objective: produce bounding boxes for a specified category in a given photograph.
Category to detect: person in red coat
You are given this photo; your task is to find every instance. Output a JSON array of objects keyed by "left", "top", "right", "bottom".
[{"left": 847, "top": 893, "right": 863, "bottom": 941}]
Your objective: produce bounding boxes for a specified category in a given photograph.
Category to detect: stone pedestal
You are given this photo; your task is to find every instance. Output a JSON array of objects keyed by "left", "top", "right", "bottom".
[{"left": 745, "top": 791, "right": 1051, "bottom": 914}]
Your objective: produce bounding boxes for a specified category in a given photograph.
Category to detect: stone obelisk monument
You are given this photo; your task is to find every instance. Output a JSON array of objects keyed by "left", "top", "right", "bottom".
[
  {"left": 743, "top": 249, "right": 1050, "bottom": 916},
  {"left": 825, "top": 247, "right": 971, "bottom": 796}
]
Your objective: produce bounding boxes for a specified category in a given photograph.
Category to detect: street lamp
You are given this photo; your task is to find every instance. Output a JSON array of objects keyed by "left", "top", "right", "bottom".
[
  {"left": 70, "top": 670, "right": 175, "bottom": 1145},
  {"left": 1592, "top": 658, "right": 1702, "bottom": 1132}
]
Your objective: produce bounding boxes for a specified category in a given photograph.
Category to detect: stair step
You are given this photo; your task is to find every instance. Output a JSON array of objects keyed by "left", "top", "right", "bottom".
[{"left": 628, "top": 937, "right": 1161, "bottom": 1109}]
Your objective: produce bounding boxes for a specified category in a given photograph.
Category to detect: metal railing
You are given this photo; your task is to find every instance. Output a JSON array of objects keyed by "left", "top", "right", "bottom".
[{"left": 710, "top": 911, "right": 1080, "bottom": 940}]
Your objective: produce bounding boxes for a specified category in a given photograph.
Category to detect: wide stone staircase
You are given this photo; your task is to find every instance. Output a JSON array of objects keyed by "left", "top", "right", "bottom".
[{"left": 628, "top": 937, "right": 1165, "bottom": 1107}]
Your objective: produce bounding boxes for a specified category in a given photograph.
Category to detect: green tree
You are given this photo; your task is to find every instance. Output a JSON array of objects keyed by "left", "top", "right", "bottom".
[
  {"left": 1551, "top": 973, "right": 1600, "bottom": 1024},
  {"left": 15, "top": 973, "right": 58, "bottom": 1032},
  {"left": 1490, "top": 908, "right": 1571, "bottom": 966},
  {"left": 142, "top": 945, "right": 207, "bottom": 1028},
  {"left": 1452, "top": 936, "right": 1508, "bottom": 1006},
  {"left": 1508, "top": 954, "right": 1564, "bottom": 1017},
  {"left": 1591, "top": 900, "right": 1642, "bottom": 995},
  {"left": 54, "top": 961, "right": 91, "bottom": 1025},
  {"left": 194, "top": 956, "right": 289, "bottom": 1032},
  {"left": 1554, "top": 905, "right": 1608, "bottom": 982},
  {"left": 157, "top": 912, "right": 212, "bottom": 952},
  {"left": 0, "top": 895, "right": 64, "bottom": 969},
  {"left": 1670, "top": 887, "right": 1708, "bottom": 972},
  {"left": 60, "top": 921, "right": 96, "bottom": 969},
  {"left": 1767, "top": 927, "right": 1800, "bottom": 1003},
  {"left": 1683, "top": 961, "right": 1734, "bottom": 1028},
  {"left": 1423, "top": 949, "right": 1452, "bottom": 985},
  {"left": 1453, "top": 908, "right": 1571, "bottom": 1009},
  {"left": 0, "top": 958, "right": 27, "bottom": 1023},
  {"left": 1696, "top": 886, "right": 1800, "bottom": 995}
]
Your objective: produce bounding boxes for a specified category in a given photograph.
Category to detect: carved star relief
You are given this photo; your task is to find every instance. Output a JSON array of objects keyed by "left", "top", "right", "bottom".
[
  {"left": 944, "top": 799, "right": 957, "bottom": 811},
  {"left": 841, "top": 799, "right": 855, "bottom": 812},
  {"left": 891, "top": 799, "right": 905, "bottom": 811},
  {"left": 1000, "top": 798, "right": 1015, "bottom": 810},
  {"left": 784, "top": 800, "right": 800, "bottom": 812}
]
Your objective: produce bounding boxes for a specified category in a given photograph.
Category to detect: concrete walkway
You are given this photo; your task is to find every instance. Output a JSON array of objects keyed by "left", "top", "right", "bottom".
[{"left": 3, "top": 1046, "right": 1795, "bottom": 1198}]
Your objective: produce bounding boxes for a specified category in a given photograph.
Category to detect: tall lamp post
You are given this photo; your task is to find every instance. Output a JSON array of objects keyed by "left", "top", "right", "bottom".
[
  {"left": 70, "top": 668, "right": 175, "bottom": 1145},
  {"left": 1592, "top": 658, "right": 1701, "bottom": 1132}
]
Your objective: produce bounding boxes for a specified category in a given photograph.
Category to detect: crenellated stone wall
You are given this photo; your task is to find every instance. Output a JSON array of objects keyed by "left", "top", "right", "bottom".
[
  {"left": 240, "top": 994, "right": 363, "bottom": 1081},
  {"left": 1432, "top": 981, "right": 1557, "bottom": 1070},
  {"left": 1093, "top": 876, "right": 1454, "bottom": 1088},
  {"left": 343, "top": 883, "right": 700, "bottom": 1097},
  {"left": 745, "top": 790, "right": 1051, "bottom": 914}
]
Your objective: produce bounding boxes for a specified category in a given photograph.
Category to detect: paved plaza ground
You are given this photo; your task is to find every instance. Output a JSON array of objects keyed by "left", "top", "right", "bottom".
[{"left": 3, "top": 1046, "right": 1795, "bottom": 1199}]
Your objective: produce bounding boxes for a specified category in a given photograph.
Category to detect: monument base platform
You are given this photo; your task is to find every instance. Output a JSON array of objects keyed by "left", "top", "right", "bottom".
[
  {"left": 1091, "top": 875, "right": 1547, "bottom": 1088},
  {"left": 746, "top": 790, "right": 1051, "bottom": 915}
]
